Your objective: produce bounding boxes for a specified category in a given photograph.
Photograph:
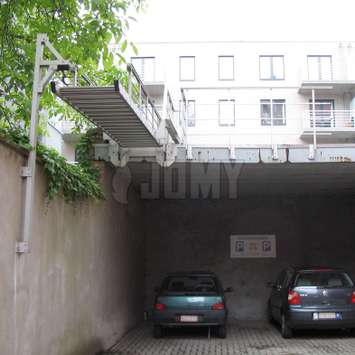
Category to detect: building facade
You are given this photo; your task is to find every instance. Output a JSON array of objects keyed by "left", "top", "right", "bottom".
[{"left": 129, "top": 40, "right": 355, "bottom": 150}]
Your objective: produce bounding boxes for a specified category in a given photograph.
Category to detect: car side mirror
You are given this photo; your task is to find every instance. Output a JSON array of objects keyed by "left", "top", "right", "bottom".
[{"left": 224, "top": 287, "right": 233, "bottom": 293}]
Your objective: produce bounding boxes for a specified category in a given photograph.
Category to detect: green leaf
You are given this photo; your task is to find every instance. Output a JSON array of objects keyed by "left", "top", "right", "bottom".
[
  {"left": 0, "top": 0, "right": 145, "bottom": 127},
  {"left": 130, "top": 41, "right": 139, "bottom": 56},
  {"left": 121, "top": 39, "right": 128, "bottom": 52}
]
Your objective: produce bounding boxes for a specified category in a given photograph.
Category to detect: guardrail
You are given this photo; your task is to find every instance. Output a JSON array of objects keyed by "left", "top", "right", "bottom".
[
  {"left": 303, "top": 110, "right": 355, "bottom": 129},
  {"left": 127, "top": 63, "right": 161, "bottom": 132}
]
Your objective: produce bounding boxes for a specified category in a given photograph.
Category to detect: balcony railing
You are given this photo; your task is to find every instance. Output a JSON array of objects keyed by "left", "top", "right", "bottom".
[
  {"left": 303, "top": 110, "right": 355, "bottom": 129},
  {"left": 127, "top": 63, "right": 161, "bottom": 132}
]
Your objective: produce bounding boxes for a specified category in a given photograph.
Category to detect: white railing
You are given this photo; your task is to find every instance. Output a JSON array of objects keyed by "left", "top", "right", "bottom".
[
  {"left": 127, "top": 63, "right": 161, "bottom": 132},
  {"left": 179, "top": 102, "right": 289, "bottom": 128},
  {"left": 303, "top": 110, "right": 355, "bottom": 129}
]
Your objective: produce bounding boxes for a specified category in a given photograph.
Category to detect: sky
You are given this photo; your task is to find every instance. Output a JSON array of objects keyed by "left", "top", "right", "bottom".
[{"left": 129, "top": 0, "right": 355, "bottom": 42}]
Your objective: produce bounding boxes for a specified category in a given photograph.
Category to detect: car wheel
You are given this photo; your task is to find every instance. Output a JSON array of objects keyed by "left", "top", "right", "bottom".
[
  {"left": 153, "top": 325, "right": 163, "bottom": 338},
  {"left": 281, "top": 314, "right": 293, "bottom": 339},
  {"left": 217, "top": 325, "right": 227, "bottom": 338}
]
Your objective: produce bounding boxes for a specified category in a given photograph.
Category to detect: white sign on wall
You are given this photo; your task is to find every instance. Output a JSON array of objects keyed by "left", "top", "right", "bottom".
[{"left": 230, "top": 235, "right": 276, "bottom": 258}]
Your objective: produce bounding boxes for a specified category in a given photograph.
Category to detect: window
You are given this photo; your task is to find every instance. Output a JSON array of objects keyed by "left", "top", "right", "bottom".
[
  {"left": 179, "top": 56, "right": 195, "bottom": 81},
  {"left": 131, "top": 57, "right": 155, "bottom": 82},
  {"left": 187, "top": 100, "right": 196, "bottom": 127},
  {"left": 219, "top": 99, "right": 235, "bottom": 126},
  {"left": 295, "top": 271, "right": 353, "bottom": 288},
  {"left": 309, "top": 99, "right": 334, "bottom": 127},
  {"left": 259, "top": 55, "right": 284, "bottom": 80},
  {"left": 218, "top": 56, "right": 234, "bottom": 80},
  {"left": 179, "top": 100, "right": 196, "bottom": 126},
  {"left": 307, "top": 55, "right": 332, "bottom": 80},
  {"left": 163, "top": 276, "right": 218, "bottom": 294},
  {"left": 260, "top": 99, "right": 286, "bottom": 126}
]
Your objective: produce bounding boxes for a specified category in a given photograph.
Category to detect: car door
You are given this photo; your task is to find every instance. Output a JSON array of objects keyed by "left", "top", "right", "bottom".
[{"left": 270, "top": 270, "right": 286, "bottom": 321}]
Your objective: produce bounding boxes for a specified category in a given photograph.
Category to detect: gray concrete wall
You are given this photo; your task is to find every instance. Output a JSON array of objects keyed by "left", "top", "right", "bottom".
[
  {"left": 0, "top": 141, "right": 145, "bottom": 355},
  {"left": 144, "top": 197, "right": 355, "bottom": 321}
]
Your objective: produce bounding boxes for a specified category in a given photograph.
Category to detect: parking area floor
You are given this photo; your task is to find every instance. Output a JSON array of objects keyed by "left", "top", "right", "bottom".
[{"left": 108, "top": 321, "right": 355, "bottom": 355}]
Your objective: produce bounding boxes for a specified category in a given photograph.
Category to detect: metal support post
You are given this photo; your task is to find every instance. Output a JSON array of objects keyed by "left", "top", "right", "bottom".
[
  {"left": 312, "top": 88, "right": 317, "bottom": 150},
  {"left": 17, "top": 33, "right": 76, "bottom": 253},
  {"left": 309, "top": 88, "right": 317, "bottom": 160},
  {"left": 128, "top": 68, "right": 132, "bottom": 101}
]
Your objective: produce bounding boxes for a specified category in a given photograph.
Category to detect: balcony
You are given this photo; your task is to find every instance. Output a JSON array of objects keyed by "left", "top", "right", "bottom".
[
  {"left": 301, "top": 110, "right": 355, "bottom": 142},
  {"left": 299, "top": 81, "right": 355, "bottom": 95}
]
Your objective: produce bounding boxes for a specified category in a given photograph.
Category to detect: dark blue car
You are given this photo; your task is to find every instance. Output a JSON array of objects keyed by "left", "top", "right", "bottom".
[{"left": 268, "top": 266, "right": 355, "bottom": 338}]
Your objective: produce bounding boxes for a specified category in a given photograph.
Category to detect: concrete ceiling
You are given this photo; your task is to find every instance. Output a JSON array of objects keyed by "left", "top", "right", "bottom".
[{"left": 127, "top": 162, "right": 355, "bottom": 199}]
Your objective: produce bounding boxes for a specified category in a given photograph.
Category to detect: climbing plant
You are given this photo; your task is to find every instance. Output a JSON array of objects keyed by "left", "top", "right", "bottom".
[{"left": 0, "top": 124, "right": 104, "bottom": 202}]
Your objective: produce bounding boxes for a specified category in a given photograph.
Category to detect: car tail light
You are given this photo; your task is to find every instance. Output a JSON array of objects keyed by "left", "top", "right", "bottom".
[
  {"left": 212, "top": 302, "right": 225, "bottom": 310},
  {"left": 351, "top": 291, "right": 355, "bottom": 304},
  {"left": 154, "top": 303, "right": 166, "bottom": 311},
  {"left": 288, "top": 290, "right": 301, "bottom": 305}
]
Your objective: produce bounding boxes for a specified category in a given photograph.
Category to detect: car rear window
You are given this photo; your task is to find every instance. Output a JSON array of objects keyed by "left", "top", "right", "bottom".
[
  {"left": 295, "top": 271, "right": 354, "bottom": 288},
  {"left": 163, "top": 276, "right": 218, "bottom": 293}
]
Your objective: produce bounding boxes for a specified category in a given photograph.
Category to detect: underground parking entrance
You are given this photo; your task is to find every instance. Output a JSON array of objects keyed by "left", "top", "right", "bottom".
[{"left": 105, "top": 161, "right": 355, "bottom": 354}]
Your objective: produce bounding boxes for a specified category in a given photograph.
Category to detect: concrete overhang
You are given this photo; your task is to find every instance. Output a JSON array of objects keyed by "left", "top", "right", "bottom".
[
  {"left": 143, "top": 82, "right": 165, "bottom": 97},
  {"left": 62, "top": 132, "right": 82, "bottom": 144},
  {"left": 127, "top": 160, "right": 355, "bottom": 198},
  {"left": 299, "top": 81, "right": 355, "bottom": 95}
]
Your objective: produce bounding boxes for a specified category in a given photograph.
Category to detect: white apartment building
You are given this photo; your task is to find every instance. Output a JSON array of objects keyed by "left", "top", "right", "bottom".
[
  {"left": 52, "top": 41, "right": 355, "bottom": 167},
  {"left": 129, "top": 40, "right": 355, "bottom": 150}
]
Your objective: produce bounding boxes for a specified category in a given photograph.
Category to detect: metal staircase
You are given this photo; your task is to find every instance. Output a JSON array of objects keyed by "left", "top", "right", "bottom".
[{"left": 52, "top": 65, "right": 165, "bottom": 147}]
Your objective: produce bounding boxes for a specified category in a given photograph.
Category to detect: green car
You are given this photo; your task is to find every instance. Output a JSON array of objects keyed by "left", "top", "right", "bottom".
[{"left": 153, "top": 271, "right": 232, "bottom": 338}]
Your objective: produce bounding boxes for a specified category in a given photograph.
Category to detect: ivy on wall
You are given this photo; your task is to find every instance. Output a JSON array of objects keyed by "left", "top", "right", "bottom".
[{"left": 0, "top": 125, "right": 104, "bottom": 202}]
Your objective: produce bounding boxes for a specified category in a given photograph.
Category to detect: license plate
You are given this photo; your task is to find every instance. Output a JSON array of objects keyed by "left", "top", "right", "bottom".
[
  {"left": 180, "top": 315, "right": 199, "bottom": 322},
  {"left": 313, "top": 312, "right": 340, "bottom": 320}
]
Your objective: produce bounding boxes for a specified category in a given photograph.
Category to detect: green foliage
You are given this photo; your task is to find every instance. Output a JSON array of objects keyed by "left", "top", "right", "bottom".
[
  {"left": 0, "top": 0, "right": 145, "bottom": 202},
  {"left": 0, "top": 0, "right": 145, "bottom": 129},
  {"left": 0, "top": 124, "right": 104, "bottom": 202},
  {"left": 0, "top": 121, "right": 32, "bottom": 150},
  {"left": 37, "top": 143, "right": 104, "bottom": 202},
  {"left": 75, "top": 129, "right": 100, "bottom": 178}
]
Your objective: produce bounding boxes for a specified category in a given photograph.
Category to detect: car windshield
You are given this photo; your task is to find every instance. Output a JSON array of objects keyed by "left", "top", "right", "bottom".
[
  {"left": 295, "top": 271, "right": 354, "bottom": 288},
  {"left": 163, "top": 276, "right": 218, "bottom": 293}
]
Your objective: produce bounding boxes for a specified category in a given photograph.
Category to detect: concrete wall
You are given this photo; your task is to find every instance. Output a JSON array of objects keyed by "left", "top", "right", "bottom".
[
  {"left": 144, "top": 197, "right": 355, "bottom": 321},
  {"left": 0, "top": 141, "right": 145, "bottom": 355}
]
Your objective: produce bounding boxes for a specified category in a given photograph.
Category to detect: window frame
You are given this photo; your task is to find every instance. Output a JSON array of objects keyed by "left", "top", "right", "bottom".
[
  {"left": 259, "top": 55, "right": 285, "bottom": 81},
  {"left": 179, "top": 56, "right": 195, "bottom": 81},
  {"left": 218, "top": 55, "right": 235, "bottom": 81},
  {"left": 130, "top": 56, "right": 156, "bottom": 82},
  {"left": 186, "top": 99, "right": 196, "bottom": 127},
  {"left": 218, "top": 99, "right": 236, "bottom": 127},
  {"left": 308, "top": 99, "right": 335, "bottom": 128},
  {"left": 307, "top": 55, "right": 333, "bottom": 80},
  {"left": 308, "top": 99, "right": 335, "bottom": 111},
  {"left": 260, "top": 99, "right": 286, "bottom": 126}
]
